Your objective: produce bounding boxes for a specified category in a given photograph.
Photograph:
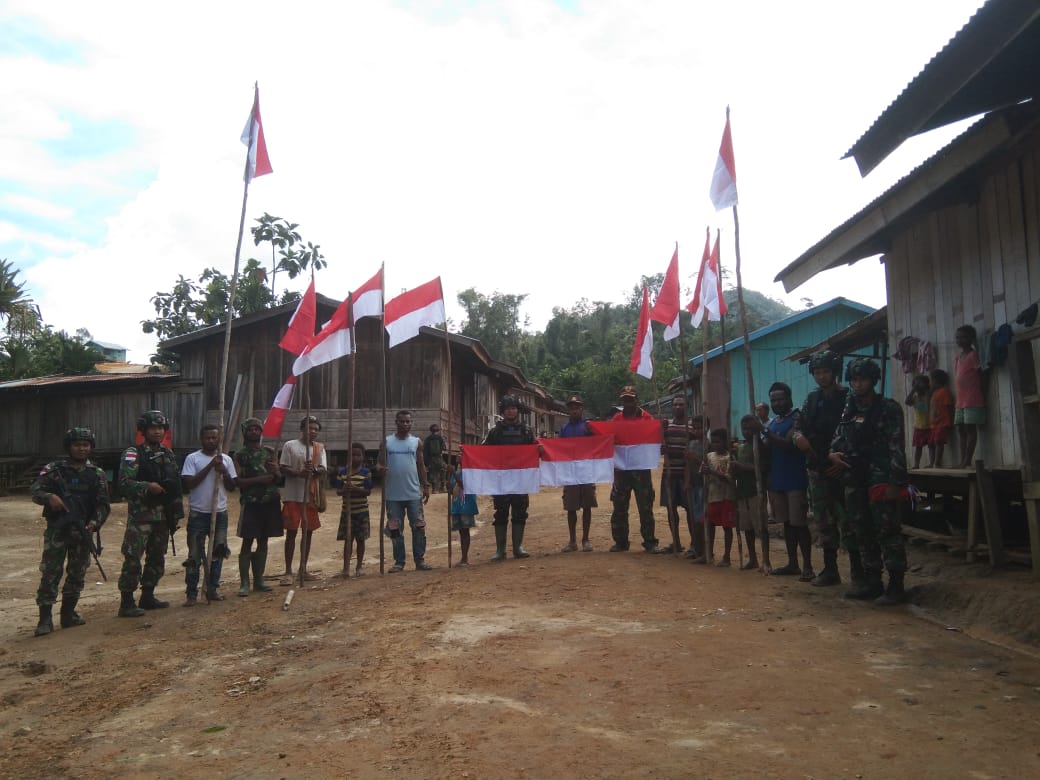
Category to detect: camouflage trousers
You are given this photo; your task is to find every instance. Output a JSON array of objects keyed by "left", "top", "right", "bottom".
[
  {"left": 808, "top": 471, "right": 852, "bottom": 551},
  {"left": 610, "top": 470, "right": 658, "bottom": 550},
  {"left": 492, "top": 494, "right": 529, "bottom": 527},
  {"left": 118, "top": 520, "right": 170, "bottom": 593},
  {"left": 36, "top": 526, "right": 89, "bottom": 607},
  {"left": 844, "top": 484, "right": 907, "bottom": 575},
  {"left": 426, "top": 459, "right": 446, "bottom": 492}
]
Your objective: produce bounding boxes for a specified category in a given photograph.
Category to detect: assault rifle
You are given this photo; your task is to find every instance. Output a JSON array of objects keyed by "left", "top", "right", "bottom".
[{"left": 56, "top": 507, "right": 108, "bottom": 582}]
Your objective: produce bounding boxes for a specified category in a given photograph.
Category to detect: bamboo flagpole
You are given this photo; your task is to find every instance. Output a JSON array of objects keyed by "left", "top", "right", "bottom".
[
  {"left": 345, "top": 292, "right": 356, "bottom": 578},
  {"left": 378, "top": 268, "right": 388, "bottom": 575},
  {"left": 442, "top": 325, "right": 454, "bottom": 568}
]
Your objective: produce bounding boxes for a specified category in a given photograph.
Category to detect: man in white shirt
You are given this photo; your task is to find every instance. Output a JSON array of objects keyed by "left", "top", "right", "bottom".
[
  {"left": 279, "top": 416, "right": 327, "bottom": 580},
  {"left": 181, "top": 424, "right": 237, "bottom": 605}
]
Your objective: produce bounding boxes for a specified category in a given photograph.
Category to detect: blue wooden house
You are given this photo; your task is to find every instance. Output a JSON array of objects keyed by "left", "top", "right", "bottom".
[{"left": 687, "top": 297, "right": 880, "bottom": 435}]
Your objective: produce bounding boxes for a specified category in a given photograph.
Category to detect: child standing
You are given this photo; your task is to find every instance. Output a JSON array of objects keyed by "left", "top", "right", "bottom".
[
  {"left": 334, "top": 442, "right": 372, "bottom": 577},
  {"left": 448, "top": 460, "right": 478, "bottom": 566},
  {"left": 700, "top": 428, "right": 737, "bottom": 566},
  {"left": 954, "top": 324, "right": 986, "bottom": 468},
  {"left": 905, "top": 374, "right": 932, "bottom": 469},
  {"left": 731, "top": 415, "right": 767, "bottom": 571},
  {"left": 929, "top": 369, "right": 954, "bottom": 468}
]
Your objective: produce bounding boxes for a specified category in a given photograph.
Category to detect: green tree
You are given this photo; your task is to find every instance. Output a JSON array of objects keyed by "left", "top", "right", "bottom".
[
  {"left": 0, "top": 258, "right": 31, "bottom": 326},
  {"left": 250, "top": 214, "right": 326, "bottom": 297},
  {"left": 457, "top": 288, "right": 531, "bottom": 366}
]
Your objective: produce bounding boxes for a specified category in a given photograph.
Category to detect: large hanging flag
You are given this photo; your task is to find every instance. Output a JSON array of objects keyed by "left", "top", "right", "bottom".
[
  {"left": 460, "top": 444, "right": 541, "bottom": 495},
  {"left": 537, "top": 435, "right": 615, "bottom": 487},
  {"left": 292, "top": 297, "right": 352, "bottom": 375},
  {"left": 278, "top": 279, "right": 316, "bottom": 355},
  {"left": 629, "top": 286, "right": 653, "bottom": 379},
  {"left": 687, "top": 230, "right": 727, "bottom": 328},
  {"left": 589, "top": 418, "right": 662, "bottom": 471},
  {"left": 650, "top": 243, "right": 681, "bottom": 341},
  {"left": 241, "top": 84, "right": 273, "bottom": 182},
  {"left": 262, "top": 374, "right": 296, "bottom": 439},
  {"left": 352, "top": 267, "right": 383, "bottom": 323},
  {"left": 385, "top": 277, "right": 445, "bottom": 348},
  {"left": 709, "top": 110, "right": 737, "bottom": 211}
]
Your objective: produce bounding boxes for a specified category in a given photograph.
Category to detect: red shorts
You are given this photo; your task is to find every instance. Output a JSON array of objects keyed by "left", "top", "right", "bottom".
[
  {"left": 912, "top": 429, "right": 930, "bottom": 448},
  {"left": 930, "top": 427, "right": 950, "bottom": 445},
  {"left": 707, "top": 499, "right": 737, "bottom": 528},
  {"left": 282, "top": 501, "right": 321, "bottom": 531}
]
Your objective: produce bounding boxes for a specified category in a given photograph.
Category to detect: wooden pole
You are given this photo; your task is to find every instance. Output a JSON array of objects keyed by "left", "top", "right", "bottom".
[
  {"left": 378, "top": 265, "right": 387, "bottom": 575},
  {"left": 299, "top": 371, "right": 313, "bottom": 589},
  {"left": 346, "top": 292, "right": 356, "bottom": 577},
  {"left": 443, "top": 325, "right": 454, "bottom": 568}
]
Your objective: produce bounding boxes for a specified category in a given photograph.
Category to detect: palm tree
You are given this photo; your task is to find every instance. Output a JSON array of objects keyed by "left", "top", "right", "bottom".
[{"left": 0, "top": 259, "right": 31, "bottom": 325}]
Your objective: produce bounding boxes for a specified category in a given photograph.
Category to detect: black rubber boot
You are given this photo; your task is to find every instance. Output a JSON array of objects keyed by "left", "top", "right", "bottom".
[
  {"left": 811, "top": 548, "right": 842, "bottom": 587},
  {"left": 874, "top": 570, "right": 906, "bottom": 606},
  {"left": 847, "top": 548, "right": 865, "bottom": 587},
  {"left": 118, "top": 591, "right": 145, "bottom": 618},
  {"left": 138, "top": 587, "right": 169, "bottom": 610},
  {"left": 34, "top": 605, "right": 53, "bottom": 636},
  {"left": 771, "top": 524, "right": 800, "bottom": 575},
  {"left": 845, "top": 570, "right": 884, "bottom": 600},
  {"left": 491, "top": 525, "right": 507, "bottom": 561},
  {"left": 60, "top": 597, "right": 86, "bottom": 628},
  {"left": 252, "top": 551, "right": 273, "bottom": 592},
  {"left": 512, "top": 523, "right": 530, "bottom": 559},
  {"left": 238, "top": 552, "right": 251, "bottom": 597}
]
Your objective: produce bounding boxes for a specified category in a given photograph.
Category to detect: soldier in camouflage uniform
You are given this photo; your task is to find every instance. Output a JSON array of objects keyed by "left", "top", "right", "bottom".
[
  {"left": 608, "top": 385, "right": 661, "bottom": 553},
  {"left": 829, "top": 358, "right": 909, "bottom": 606},
  {"left": 233, "top": 417, "right": 282, "bottom": 596},
  {"left": 31, "top": 428, "right": 110, "bottom": 636},
  {"left": 116, "top": 410, "right": 184, "bottom": 617},
  {"left": 792, "top": 350, "right": 851, "bottom": 587}
]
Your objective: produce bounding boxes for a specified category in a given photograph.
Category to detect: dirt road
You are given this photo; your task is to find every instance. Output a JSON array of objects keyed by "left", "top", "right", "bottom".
[{"left": 2, "top": 484, "right": 1039, "bottom": 779}]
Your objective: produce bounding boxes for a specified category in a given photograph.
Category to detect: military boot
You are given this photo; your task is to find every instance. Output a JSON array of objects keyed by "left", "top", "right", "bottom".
[
  {"left": 138, "top": 587, "right": 169, "bottom": 610},
  {"left": 34, "top": 605, "right": 54, "bottom": 636},
  {"left": 811, "top": 548, "right": 842, "bottom": 587},
  {"left": 512, "top": 523, "right": 530, "bottom": 559},
  {"left": 844, "top": 569, "right": 884, "bottom": 600},
  {"left": 60, "top": 597, "right": 86, "bottom": 628},
  {"left": 252, "top": 551, "right": 273, "bottom": 592},
  {"left": 847, "top": 548, "right": 866, "bottom": 588},
  {"left": 238, "top": 552, "right": 251, "bottom": 597},
  {"left": 491, "top": 525, "right": 508, "bottom": 561},
  {"left": 874, "top": 571, "right": 906, "bottom": 607},
  {"left": 118, "top": 591, "right": 145, "bottom": 618}
]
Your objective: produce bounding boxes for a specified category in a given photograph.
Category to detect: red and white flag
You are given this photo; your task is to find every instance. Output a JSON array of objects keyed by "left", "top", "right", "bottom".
[
  {"left": 385, "top": 277, "right": 445, "bottom": 348},
  {"left": 241, "top": 84, "right": 273, "bottom": 183},
  {"left": 629, "top": 286, "right": 653, "bottom": 379},
  {"left": 709, "top": 110, "right": 737, "bottom": 211},
  {"left": 278, "top": 278, "right": 316, "bottom": 355},
  {"left": 292, "top": 297, "right": 352, "bottom": 375},
  {"left": 650, "top": 243, "right": 681, "bottom": 341},
  {"left": 352, "top": 267, "right": 383, "bottom": 324},
  {"left": 589, "top": 418, "right": 662, "bottom": 471},
  {"left": 460, "top": 444, "right": 541, "bottom": 495},
  {"left": 687, "top": 229, "right": 727, "bottom": 328},
  {"left": 537, "top": 435, "right": 614, "bottom": 487},
  {"left": 262, "top": 374, "right": 296, "bottom": 440}
]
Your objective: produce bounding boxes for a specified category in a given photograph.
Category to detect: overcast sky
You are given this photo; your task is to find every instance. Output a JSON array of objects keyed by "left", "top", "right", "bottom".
[{"left": 1, "top": 0, "right": 985, "bottom": 363}]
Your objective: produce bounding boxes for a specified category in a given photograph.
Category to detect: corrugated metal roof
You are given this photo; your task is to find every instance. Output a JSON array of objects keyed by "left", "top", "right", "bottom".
[
  {"left": 0, "top": 372, "right": 181, "bottom": 390},
  {"left": 785, "top": 307, "right": 888, "bottom": 364},
  {"left": 845, "top": 0, "right": 1040, "bottom": 175}
]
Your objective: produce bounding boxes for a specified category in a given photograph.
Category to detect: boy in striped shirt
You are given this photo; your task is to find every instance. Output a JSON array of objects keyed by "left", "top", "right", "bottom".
[{"left": 335, "top": 442, "right": 373, "bottom": 577}]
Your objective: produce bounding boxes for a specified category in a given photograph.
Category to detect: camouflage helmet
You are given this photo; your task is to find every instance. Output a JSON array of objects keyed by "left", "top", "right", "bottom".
[
  {"left": 241, "top": 416, "right": 264, "bottom": 434},
  {"left": 808, "top": 349, "right": 843, "bottom": 377},
  {"left": 63, "top": 427, "right": 96, "bottom": 449},
  {"left": 498, "top": 395, "right": 522, "bottom": 413},
  {"left": 137, "top": 410, "right": 170, "bottom": 432},
  {"left": 845, "top": 357, "right": 881, "bottom": 384}
]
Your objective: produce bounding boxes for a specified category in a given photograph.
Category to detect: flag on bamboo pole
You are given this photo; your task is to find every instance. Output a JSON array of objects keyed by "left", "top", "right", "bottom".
[
  {"left": 352, "top": 267, "right": 383, "bottom": 323},
  {"left": 292, "top": 297, "right": 352, "bottom": 375},
  {"left": 262, "top": 374, "right": 296, "bottom": 439},
  {"left": 629, "top": 285, "right": 653, "bottom": 379},
  {"left": 650, "top": 243, "right": 681, "bottom": 341},
  {"left": 687, "top": 230, "right": 727, "bottom": 328},
  {"left": 385, "top": 277, "right": 445, "bottom": 348},
  {"left": 588, "top": 418, "right": 662, "bottom": 471},
  {"left": 241, "top": 84, "right": 273, "bottom": 182},
  {"left": 709, "top": 109, "right": 737, "bottom": 211},
  {"left": 278, "top": 278, "right": 316, "bottom": 355},
  {"left": 460, "top": 444, "right": 541, "bottom": 495},
  {"left": 537, "top": 435, "right": 614, "bottom": 487}
]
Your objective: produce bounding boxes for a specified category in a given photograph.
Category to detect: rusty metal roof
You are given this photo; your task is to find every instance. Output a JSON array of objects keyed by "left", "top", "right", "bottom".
[
  {"left": 0, "top": 372, "right": 183, "bottom": 391},
  {"left": 845, "top": 0, "right": 1040, "bottom": 176}
]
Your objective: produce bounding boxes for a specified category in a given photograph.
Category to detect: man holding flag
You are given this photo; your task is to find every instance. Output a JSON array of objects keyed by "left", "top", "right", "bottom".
[
  {"left": 607, "top": 386, "right": 661, "bottom": 554},
  {"left": 483, "top": 395, "right": 537, "bottom": 560},
  {"left": 378, "top": 410, "right": 432, "bottom": 573}
]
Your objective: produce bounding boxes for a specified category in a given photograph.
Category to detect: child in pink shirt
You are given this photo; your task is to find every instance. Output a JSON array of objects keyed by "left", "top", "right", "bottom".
[{"left": 954, "top": 325, "right": 986, "bottom": 468}]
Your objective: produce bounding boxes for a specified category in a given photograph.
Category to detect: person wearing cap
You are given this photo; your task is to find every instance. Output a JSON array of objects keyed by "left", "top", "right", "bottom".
[
  {"left": 559, "top": 394, "right": 596, "bottom": 553},
  {"left": 423, "top": 424, "right": 448, "bottom": 493},
  {"left": 657, "top": 393, "right": 692, "bottom": 555},
  {"left": 483, "top": 395, "right": 537, "bottom": 559},
  {"left": 609, "top": 385, "right": 661, "bottom": 553},
  {"left": 279, "top": 415, "right": 327, "bottom": 580},
  {"left": 233, "top": 417, "right": 283, "bottom": 596}
]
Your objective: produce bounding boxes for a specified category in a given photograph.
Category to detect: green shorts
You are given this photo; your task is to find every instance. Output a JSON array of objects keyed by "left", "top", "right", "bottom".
[{"left": 954, "top": 407, "right": 986, "bottom": 425}]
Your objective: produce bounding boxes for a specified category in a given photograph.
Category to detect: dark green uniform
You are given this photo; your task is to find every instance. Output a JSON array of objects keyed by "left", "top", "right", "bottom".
[
  {"left": 32, "top": 459, "right": 110, "bottom": 607},
  {"left": 795, "top": 385, "right": 851, "bottom": 551}
]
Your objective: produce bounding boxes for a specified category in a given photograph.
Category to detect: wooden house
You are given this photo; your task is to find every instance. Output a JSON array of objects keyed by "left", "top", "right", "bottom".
[
  {"left": 774, "top": 0, "right": 1040, "bottom": 572},
  {"left": 684, "top": 297, "right": 877, "bottom": 435}
]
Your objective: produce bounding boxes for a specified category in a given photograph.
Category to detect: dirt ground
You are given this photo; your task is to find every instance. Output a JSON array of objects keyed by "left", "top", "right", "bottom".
[{"left": 2, "top": 479, "right": 1040, "bottom": 779}]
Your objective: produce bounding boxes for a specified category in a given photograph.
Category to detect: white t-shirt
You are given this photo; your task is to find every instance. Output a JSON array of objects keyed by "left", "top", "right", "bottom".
[
  {"left": 181, "top": 450, "right": 238, "bottom": 513},
  {"left": 279, "top": 438, "right": 327, "bottom": 503}
]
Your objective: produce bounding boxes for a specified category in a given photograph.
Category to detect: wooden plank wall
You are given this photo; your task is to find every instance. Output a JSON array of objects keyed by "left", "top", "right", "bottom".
[{"left": 886, "top": 126, "right": 1040, "bottom": 469}]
